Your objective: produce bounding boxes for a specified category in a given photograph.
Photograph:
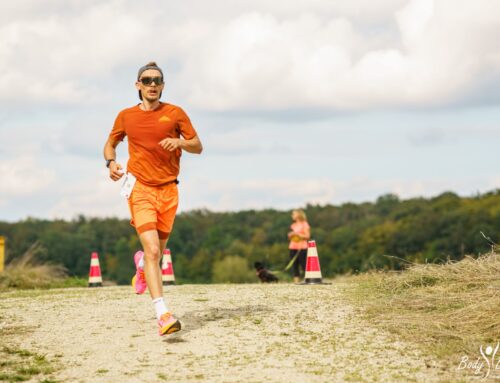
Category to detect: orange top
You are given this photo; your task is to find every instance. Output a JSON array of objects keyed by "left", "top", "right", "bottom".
[
  {"left": 109, "top": 103, "right": 197, "bottom": 186},
  {"left": 288, "top": 221, "right": 310, "bottom": 250}
]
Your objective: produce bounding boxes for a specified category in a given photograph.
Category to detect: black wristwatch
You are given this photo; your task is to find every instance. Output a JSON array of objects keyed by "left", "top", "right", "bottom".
[{"left": 106, "top": 159, "right": 115, "bottom": 168}]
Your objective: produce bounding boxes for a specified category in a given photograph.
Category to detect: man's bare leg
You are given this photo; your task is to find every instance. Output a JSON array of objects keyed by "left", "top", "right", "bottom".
[
  {"left": 158, "top": 236, "right": 169, "bottom": 283},
  {"left": 159, "top": 237, "right": 169, "bottom": 255},
  {"left": 139, "top": 230, "right": 163, "bottom": 299},
  {"left": 138, "top": 230, "right": 180, "bottom": 334}
]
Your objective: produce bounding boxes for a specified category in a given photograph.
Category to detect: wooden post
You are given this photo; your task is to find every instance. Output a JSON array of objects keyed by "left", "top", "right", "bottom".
[{"left": 0, "top": 236, "right": 5, "bottom": 273}]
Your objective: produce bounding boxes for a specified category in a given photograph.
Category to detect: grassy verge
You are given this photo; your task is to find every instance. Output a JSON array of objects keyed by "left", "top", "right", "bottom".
[
  {"left": 0, "top": 318, "right": 60, "bottom": 383},
  {"left": 0, "top": 346, "right": 59, "bottom": 383},
  {"left": 344, "top": 253, "right": 500, "bottom": 362},
  {"left": 0, "top": 243, "right": 87, "bottom": 291}
]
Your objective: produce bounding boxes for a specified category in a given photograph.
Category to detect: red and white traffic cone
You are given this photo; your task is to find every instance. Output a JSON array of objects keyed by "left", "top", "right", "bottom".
[
  {"left": 302, "top": 240, "right": 326, "bottom": 284},
  {"left": 161, "top": 249, "right": 175, "bottom": 286},
  {"left": 88, "top": 252, "right": 103, "bottom": 287}
]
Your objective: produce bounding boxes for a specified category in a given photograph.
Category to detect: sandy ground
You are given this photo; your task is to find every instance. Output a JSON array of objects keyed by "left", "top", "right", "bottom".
[{"left": 0, "top": 283, "right": 464, "bottom": 383}]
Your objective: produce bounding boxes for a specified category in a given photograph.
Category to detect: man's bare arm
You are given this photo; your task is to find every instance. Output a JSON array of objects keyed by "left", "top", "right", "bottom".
[
  {"left": 159, "top": 135, "right": 203, "bottom": 154},
  {"left": 103, "top": 138, "right": 124, "bottom": 181}
]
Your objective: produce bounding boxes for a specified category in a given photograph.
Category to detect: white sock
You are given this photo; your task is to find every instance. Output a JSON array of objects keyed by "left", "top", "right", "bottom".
[
  {"left": 138, "top": 254, "right": 145, "bottom": 269},
  {"left": 152, "top": 297, "right": 168, "bottom": 320}
]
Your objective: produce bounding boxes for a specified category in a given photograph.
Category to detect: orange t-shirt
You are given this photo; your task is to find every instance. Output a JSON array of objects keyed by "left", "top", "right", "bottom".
[
  {"left": 288, "top": 221, "right": 310, "bottom": 250},
  {"left": 109, "top": 103, "right": 197, "bottom": 186}
]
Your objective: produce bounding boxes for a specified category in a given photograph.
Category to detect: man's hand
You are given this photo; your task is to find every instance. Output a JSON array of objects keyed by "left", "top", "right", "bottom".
[
  {"left": 109, "top": 162, "right": 124, "bottom": 181},
  {"left": 159, "top": 138, "right": 181, "bottom": 152}
]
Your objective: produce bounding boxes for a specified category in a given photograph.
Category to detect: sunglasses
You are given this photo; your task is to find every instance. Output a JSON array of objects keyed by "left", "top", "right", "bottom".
[{"left": 139, "top": 76, "right": 164, "bottom": 86}]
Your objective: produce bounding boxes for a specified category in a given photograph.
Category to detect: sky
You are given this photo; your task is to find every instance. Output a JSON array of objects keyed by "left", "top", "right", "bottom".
[{"left": 0, "top": 0, "right": 499, "bottom": 222}]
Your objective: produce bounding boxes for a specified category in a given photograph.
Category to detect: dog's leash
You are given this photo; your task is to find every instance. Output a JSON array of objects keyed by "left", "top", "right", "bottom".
[
  {"left": 282, "top": 251, "right": 300, "bottom": 272},
  {"left": 261, "top": 253, "right": 298, "bottom": 277}
]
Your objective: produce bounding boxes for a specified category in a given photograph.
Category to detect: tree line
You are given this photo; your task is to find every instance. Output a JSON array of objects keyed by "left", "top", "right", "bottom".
[{"left": 1, "top": 189, "right": 498, "bottom": 284}]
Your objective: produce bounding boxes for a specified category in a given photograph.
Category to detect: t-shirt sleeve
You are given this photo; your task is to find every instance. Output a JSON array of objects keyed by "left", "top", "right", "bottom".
[
  {"left": 108, "top": 111, "right": 126, "bottom": 142},
  {"left": 176, "top": 107, "right": 197, "bottom": 140}
]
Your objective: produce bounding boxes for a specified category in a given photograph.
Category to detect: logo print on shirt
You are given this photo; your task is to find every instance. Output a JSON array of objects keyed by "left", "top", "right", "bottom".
[{"left": 159, "top": 115, "right": 171, "bottom": 123}]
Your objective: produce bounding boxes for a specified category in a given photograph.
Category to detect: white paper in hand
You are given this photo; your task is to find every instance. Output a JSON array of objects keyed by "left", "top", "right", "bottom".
[{"left": 120, "top": 172, "right": 137, "bottom": 199}]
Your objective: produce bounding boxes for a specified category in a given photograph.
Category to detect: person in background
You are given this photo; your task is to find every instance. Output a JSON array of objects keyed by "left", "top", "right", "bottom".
[{"left": 287, "top": 209, "right": 311, "bottom": 283}]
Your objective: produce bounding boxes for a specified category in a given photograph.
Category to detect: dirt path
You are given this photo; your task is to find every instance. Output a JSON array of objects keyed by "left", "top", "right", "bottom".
[{"left": 0, "top": 283, "right": 457, "bottom": 382}]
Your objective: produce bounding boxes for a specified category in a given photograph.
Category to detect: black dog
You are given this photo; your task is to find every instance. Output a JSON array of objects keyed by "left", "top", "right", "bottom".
[{"left": 254, "top": 262, "right": 279, "bottom": 283}]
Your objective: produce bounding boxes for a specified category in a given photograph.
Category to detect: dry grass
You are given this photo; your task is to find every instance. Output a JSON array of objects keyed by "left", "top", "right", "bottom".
[
  {"left": 0, "top": 243, "right": 67, "bottom": 290},
  {"left": 346, "top": 253, "right": 500, "bottom": 360}
]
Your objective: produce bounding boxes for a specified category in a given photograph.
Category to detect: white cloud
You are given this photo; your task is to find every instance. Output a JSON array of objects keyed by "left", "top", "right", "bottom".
[
  {"left": 1, "top": 0, "right": 499, "bottom": 109},
  {"left": 48, "top": 171, "right": 127, "bottom": 220},
  {"left": 0, "top": 1, "right": 498, "bottom": 222},
  {"left": 163, "top": 0, "right": 409, "bottom": 25},
  {"left": 0, "top": 2, "right": 154, "bottom": 103},
  {"left": 0, "top": 157, "right": 56, "bottom": 196},
  {"left": 181, "top": 177, "right": 336, "bottom": 211},
  {"left": 396, "top": 0, "right": 434, "bottom": 47},
  {"left": 407, "top": 127, "right": 447, "bottom": 147},
  {"left": 181, "top": 175, "right": 500, "bottom": 212},
  {"left": 203, "top": 126, "right": 291, "bottom": 155},
  {"left": 178, "top": 0, "right": 500, "bottom": 110},
  {"left": 0, "top": 0, "right": 497, "bottom": 110}
]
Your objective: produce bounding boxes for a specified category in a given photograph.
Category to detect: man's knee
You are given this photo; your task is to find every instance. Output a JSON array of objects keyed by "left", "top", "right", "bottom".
[{"left": 143, "top": 244, "right": 161, "bottom": 262}]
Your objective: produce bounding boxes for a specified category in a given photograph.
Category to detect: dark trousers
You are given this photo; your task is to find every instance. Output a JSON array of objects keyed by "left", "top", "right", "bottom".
[{"left": 289, "top": 249, "right": 307, "bottom": 277}]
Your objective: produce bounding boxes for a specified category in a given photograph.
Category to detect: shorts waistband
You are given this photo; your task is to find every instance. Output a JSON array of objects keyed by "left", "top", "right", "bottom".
[
  {"left": 162, "top": 179, "right": 179, "bottom": 186},
  {"left": 136, "top": 179, "right": 179, "bottom": 188}
]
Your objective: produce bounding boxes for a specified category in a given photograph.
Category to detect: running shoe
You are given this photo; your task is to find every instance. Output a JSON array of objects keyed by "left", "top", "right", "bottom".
[
  {"left": 158, "top": 312, "right": 181, "bottom": 336},
  {"left": 132, "top": 250, "right": 147, "bottom": 295}
]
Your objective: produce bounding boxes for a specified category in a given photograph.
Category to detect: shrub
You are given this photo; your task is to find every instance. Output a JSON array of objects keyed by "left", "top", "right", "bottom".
[
  {"left": 0, "top": 243, "right": 67, "bottom": 290},
  {"left": 212, "top": 255, "right": 255, "bottom": 283}
]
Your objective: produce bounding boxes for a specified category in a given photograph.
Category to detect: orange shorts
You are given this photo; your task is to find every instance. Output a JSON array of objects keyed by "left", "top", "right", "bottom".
[{"left": 128, "top": 180, "right": 179, "bottom": 239}]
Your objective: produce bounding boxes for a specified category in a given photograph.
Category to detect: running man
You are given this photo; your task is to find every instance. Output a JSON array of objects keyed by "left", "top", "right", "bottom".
[{"left": 103, "top": 61, "right": 203, "bottom": 336}]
